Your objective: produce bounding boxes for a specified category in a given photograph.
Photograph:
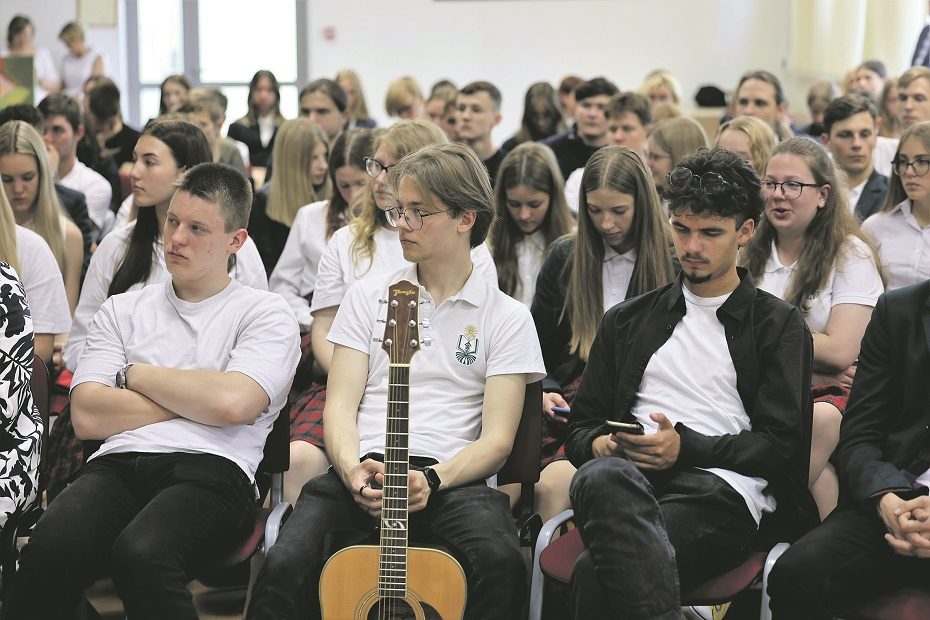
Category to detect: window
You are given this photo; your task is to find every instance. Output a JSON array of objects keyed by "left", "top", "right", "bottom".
[{"left": 126, "top": 0, "right": 307, "bottom": 131}]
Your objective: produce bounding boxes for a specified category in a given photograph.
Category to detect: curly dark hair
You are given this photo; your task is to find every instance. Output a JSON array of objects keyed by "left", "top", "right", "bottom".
[{"left": 662, "top": 146, "right": 763, "bottom": 226}]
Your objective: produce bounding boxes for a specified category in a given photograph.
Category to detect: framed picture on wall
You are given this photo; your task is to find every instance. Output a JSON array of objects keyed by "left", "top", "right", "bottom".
[{"left": 78, "top": 0, "right": 118, "bottom": 28}]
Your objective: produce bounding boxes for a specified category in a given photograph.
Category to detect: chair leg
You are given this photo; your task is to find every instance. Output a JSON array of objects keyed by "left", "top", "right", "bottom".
[
  {"left": 528, "top": 509, "right": 574, "bottom": 620},
  {"left": 759, "top": 542, "right": 790, "bottom": 620}
]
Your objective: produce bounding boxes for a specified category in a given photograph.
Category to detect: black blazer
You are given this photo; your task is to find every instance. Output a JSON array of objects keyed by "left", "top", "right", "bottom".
[
  {"left": 228, "top": 120, "right": 277, "bottom": 168},
  {"left": 55, "top": 184, "right": 94, "bottom": 282},
  {"left": 837, "top": 281, "right": 930, "bottom": 507},
  {"left": 854, "top": 169, "right": 888, "bottom": 222}
]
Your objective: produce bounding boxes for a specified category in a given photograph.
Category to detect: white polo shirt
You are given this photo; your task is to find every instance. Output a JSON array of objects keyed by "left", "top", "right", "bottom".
[
  {"left": 514, "top": 231, "right": 547, "bottom": 307},
  {"left": 59, "top": 160, "right": 113, "bottom": 232},
  {"left": 268, "top": 200, "right": 329, "bottom": 330},
  {"left": 328, "top": 264, "right": 546, "bottom": 463},
  {"left": 310, "top": 223, "right": 499, "bottom": 315},
  {"left": 72, "top": 279, "right": 299, "bottom": 480},
  {"left": 63, "top": 220, "right": 269, "bottom": 371},
  {"left": 754, "top": 236, "right": 883, "bottom": 333},
  {"left": 862, "top": 200, "right": 930, "bottom": 291},
  {"left": 15, "top": 226, "right": 71, "bottom": 335}
]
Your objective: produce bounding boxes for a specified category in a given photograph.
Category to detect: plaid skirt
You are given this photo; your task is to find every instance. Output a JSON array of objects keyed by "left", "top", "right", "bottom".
[
  {"left": 540, "top": 375, "right": 583, "bottom": 470},
  {"left": 811, "top": 383, "right": 850, "bottom": 414},
  {"left": 289, "top": 380, "right": 327, "bottom": 447}
]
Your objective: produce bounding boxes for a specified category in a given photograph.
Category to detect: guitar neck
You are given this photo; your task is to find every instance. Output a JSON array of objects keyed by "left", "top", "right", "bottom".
[{"left": 379, "top": 362, "right": 410, "bottom": 598}]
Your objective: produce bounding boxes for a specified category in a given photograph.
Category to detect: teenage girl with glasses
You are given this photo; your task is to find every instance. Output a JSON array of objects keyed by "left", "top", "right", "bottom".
[{"left": 741, "top": 136, "right": 884, "bottom": 520}]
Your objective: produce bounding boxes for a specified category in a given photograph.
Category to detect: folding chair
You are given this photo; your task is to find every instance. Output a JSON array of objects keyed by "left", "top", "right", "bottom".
[
  {"left": 1, "top": 355, "right": 52, "bottom": 603},
  {"left": 530, "top": 509, "right": 780, "bottom": 620},
  {"left": 497, "top": 380, "right": 543, "bottom": 547}
]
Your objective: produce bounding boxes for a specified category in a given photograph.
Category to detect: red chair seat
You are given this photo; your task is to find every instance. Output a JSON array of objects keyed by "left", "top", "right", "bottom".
[
  {"left": 538, "top": 528, "right": 765, "bottom": 605},
  {"left": 213, "top": 507, "right": 270, "bottom": 568},
  {"left": 856, "top": 590, "right": 930, "bottom": 620}
]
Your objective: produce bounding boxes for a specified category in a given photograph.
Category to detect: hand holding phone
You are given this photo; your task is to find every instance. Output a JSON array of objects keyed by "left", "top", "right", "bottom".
[{"left": 603, "top": 419, "right": 645, "bottom": 435}]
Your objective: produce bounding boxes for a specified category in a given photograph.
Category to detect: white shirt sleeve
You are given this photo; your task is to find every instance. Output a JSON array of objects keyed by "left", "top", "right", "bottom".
[
  {"left": 268, "top": 203, "right": 325, "bottom": 330},
  {"left": 310, "top": 229, "right": 351, "bottom": 313},
  {"left": 231, "top": 237, "right": 269, "bottom": 290},
  {"left": 832, "top": 236, "right": 884, "bottom": 308},
  {"left": 70, "top": 296, "right": 127, "bottom": 389},
  {"left": 16, "top": 227, "right": 71, "bottom": 335},
  {"left": 470, "top": 243, "right": 499, "bottom": 288},
  {"left": 62, "top": 229, "right": 123, "bottom": 370},
  {"left": 326, "top": 278, "right": 375, "bottom": 355}
]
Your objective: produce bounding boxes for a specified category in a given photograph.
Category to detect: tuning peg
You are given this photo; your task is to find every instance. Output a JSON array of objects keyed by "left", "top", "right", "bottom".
[
  {"left": 388, "top": 319, "right": 396, "bottom": 327},
  {"left": 378, "top": 298, "right": 388, "bottom": 304},
  {"left": 422, "top": 335, "right": 432, "bottom": 347},
  {"left": 373, "top": 337, "right": 383, "bottom": 343},
  {"left": 421, "top": 318, "right": 431, "bottom": 328},
  {"left": 408, "top": 320, "right": 416, "bottom": 327}
]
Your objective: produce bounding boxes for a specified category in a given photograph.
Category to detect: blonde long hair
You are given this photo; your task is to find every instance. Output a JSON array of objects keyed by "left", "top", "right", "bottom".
[
  {"left": 336, "top": 69, "right": 371, "bottom": 120},
  {"left": 266, "top": 118, "right": 331, "bottom": 228},
  {"left": 567, "top": 146, "right": 675, "bottom": 359},
  {"left": 0, "top": 121, "right": 66, "bottom": 273},
  {"left": 348, "top": 120, "right": 447, "bottom": 274},
  {"left": 0, "top": 188, "right": 19, "bottom": 272}
]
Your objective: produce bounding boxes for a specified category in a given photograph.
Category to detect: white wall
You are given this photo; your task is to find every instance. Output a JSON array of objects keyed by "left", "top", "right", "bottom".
[
  {"left": 0, "top": 0, "right": 124, "bottom": 102},
  {"left": 307, "top": 0, "right": 793, "bottom": 145}
]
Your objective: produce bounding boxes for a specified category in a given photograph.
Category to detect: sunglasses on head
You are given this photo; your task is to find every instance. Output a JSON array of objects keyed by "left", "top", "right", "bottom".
[{"left": 666, "top": 168, "right": 736, "bottom": 195}]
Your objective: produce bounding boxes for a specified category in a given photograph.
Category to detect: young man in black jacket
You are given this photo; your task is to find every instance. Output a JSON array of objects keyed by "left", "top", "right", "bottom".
[{"left": 565, "top": 147, "right": 818, "bottom": 619}]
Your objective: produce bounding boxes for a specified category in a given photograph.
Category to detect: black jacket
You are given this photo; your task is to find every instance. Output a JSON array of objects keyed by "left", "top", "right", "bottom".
[
  {"left": 854, "top": 169, "right": 888, "bottom": 222},
  {"left": 837, "top": 282, "right": 930, "bottom": 507},
  {"left": 566, "top": 268, "right": 819, "bottom": 543}
]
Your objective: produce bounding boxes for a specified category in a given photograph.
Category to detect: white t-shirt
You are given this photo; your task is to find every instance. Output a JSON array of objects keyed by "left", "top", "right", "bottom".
[
  {"left": 632, "top": 286, "right": 776, "bottom": 524},
  {"left": 61, "top": 47, "right": 104, "bottom": 99},
  {"left": 873, "top": 136, "right": 898, "bottom": 179},
  {"left": 268, "top": 200, "right": 329, "bottom": 330},
  {"left": 15, "top": 226, "right": 71, "bottom": 335},
  {"left": 63, "top": 221, "right": 269, "bottom": 370},
  {"left": 603, "top": 243, "right": 637, "bottom": 313},
  {"left": 564, "top": 167, "right": 583, "bottom": 214},
  {"left": 72, "top": 279, "right": 299, "bottom": 480},
  {"left": 59, "top": 160, "right": 113, "bottom": 232},
  {"left": 862, "top": 200, "right": 930, "bottom": 291},
  {"left": 32, "top": 47, "right": 59, "bottom": 103},
  {"left": 514, "top": 231, "right": 547, "bottom": 307},
  {"left": 310, "top": 223, "right": 499, "bottom": 314},
  {"left": 754, "top": 236, "right": 883, "bottom": 333},
  {"left": 328, "top": 264, "right": 546, "bottom": 463}
]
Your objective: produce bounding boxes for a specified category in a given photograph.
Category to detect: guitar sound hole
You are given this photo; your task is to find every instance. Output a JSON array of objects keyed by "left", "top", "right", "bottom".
[{"left": 366, "top": 597, "right": 442, "bottom": 620}]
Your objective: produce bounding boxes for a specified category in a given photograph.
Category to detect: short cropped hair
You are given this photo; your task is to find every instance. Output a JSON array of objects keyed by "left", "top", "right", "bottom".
[
  {"left": 177, "top": 89, "right": 225, "bottom": 124},
  {"left": 663, "top": 146, "right": 763, "bottom": 226},
  {"left": 58, "top": 21, "right": 84, "bottom": 43},
  {"left": 388, "top": 143, "right": 495, "bottom": 248},
  {"left": 574, "top": 77, "right": 619, "bottom": 103},
  {"left": 37, "top": 94, "right": 82, "bottom": 131},
  {"left": 607, "top": 92, "right": 652, "bottom": 126},
  {"left": 300, "top": 78, "right": 348, "bottom": 113},
  {"left": 898, "top": 66, "right": 930, "bottom": 91},
  {"left": 174, "top": 162, "right": 252, "bottom": 232},
  {"left": 0, "top": 104, "right": 43, "bottom": 131},
  {"left": 459, "top": 80, "right": 502, "bottom": 109},
  {"left": 738, "top": 70, "right": 786, "bottom": 105},
  {"left": 88, "top": 81, "right": 121, "bottom": 122},
  {"left": 822, "top": 93, "right": 877, "bottom": 134}
]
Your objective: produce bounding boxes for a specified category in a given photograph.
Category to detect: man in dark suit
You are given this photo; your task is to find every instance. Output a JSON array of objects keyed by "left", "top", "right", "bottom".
[
  {"left": 768, "top": 281, "right": 930, "bottom": 618},
  {"left": 821, "top": 93, "right": 888, "bottom": 221}
]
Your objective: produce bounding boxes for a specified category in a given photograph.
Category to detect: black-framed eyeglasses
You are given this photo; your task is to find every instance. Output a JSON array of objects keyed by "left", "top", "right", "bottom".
[
  {"left": 364, "top": 157, "right": 395, "bottom": 178},
  {"left": 892, "top": 157, "right": 930, "bottom": 177},
  {"left": 761, "top": 180, "right": 822, "bottom": 200},
  {"left": 383, "top": 206, "right": 453, "bottom": 230},
  {"left": 667, "top": 168, "right": 735, "bottom": 195}
]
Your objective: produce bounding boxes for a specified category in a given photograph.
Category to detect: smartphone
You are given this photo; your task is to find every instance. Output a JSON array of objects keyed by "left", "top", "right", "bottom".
[
  {"left": 551, "top": 406, "right": 570, "bottom": 415},
  {"left": 604, "top": 419, "right": 645, "bottom": 435}
]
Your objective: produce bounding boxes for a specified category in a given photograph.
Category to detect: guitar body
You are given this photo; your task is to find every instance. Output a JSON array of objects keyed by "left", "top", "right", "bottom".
[{"left": 320, "top": 545, "right": 467, "bottom": 620}]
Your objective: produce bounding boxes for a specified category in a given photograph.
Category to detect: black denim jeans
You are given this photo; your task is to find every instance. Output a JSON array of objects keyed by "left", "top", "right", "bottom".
[
  {"left": 768, "top": 506, "right": 930, "bottom": 619},
  {"left": 246, "top": 466, "right": 524, "bottom": 620},
  {"left": 569, "top": 458, "right": 758, "bottom": 620},
  {"left": 6, "top": 452, "right": 255, "bottom": 620}
]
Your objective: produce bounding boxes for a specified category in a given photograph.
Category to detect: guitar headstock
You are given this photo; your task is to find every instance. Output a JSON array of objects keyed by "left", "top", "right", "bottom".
[{"left": 381, "top": 279, "right": 421, "bottom": 364}]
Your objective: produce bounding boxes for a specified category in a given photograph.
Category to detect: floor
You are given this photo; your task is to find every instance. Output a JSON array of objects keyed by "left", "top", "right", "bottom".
[{"left": 86, "top": 576, "right": 248, "bottom": 619}]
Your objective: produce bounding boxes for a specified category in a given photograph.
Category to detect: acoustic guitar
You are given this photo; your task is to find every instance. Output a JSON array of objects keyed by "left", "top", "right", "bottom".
[{"left": 319, "top": 280, "right": 467, "bottom": 619}]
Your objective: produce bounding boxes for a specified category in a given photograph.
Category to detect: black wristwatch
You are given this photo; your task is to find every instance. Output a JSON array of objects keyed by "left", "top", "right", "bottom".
[
  {"left": 422, "top": 466, "right": 441, "bottom": 492},
  {"left": 115, "top": 363, "right": 134, "bottom": 389}
]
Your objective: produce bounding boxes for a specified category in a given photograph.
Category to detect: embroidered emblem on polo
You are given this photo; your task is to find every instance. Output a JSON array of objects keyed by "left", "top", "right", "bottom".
[{"left": 456, "top": 325, "right": 479, "bottom": 365}]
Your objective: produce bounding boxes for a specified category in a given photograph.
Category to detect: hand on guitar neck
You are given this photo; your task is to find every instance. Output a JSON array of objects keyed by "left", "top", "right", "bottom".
[{"left": 346, "top": 457, "right": 434, "bottom": 518}]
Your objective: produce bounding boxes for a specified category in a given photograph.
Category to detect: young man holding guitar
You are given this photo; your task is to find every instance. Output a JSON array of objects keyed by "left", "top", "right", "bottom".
[{"left": 248, "top": 143, "right": 545, "bottom": 620}]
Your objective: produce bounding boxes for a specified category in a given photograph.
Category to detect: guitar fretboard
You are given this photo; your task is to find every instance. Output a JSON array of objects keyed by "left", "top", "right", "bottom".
[{"left": 379, "top": 363, "right": 410, "bottom": 597}]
